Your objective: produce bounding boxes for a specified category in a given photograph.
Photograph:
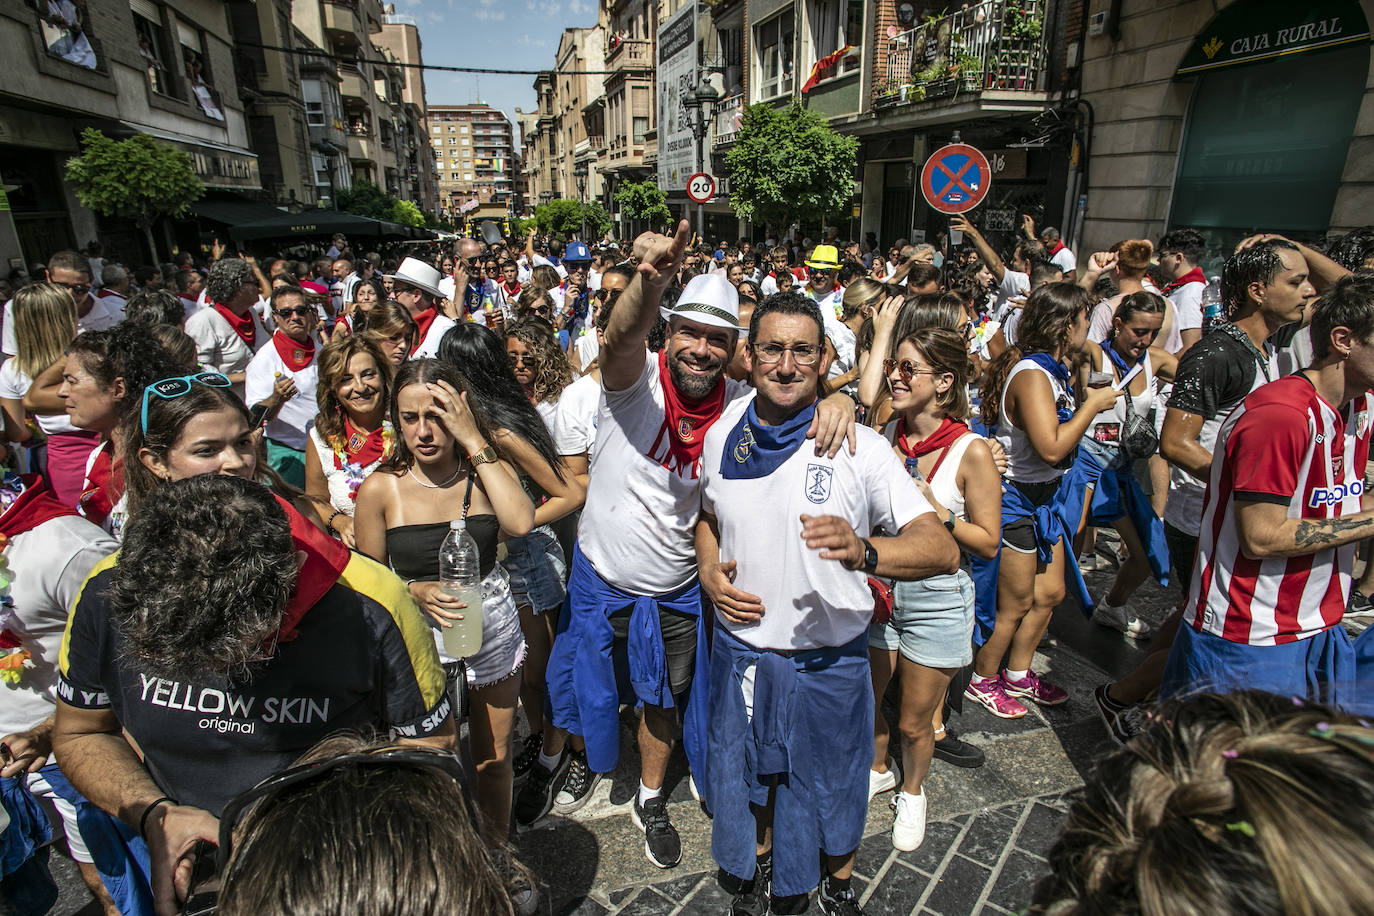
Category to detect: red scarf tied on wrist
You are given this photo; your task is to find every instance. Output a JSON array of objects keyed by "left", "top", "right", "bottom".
[
  {"left": 78, "top": 442, "right": 123, "bottom": 528},
  {"left": 213, "top": 302, "right": 256, "bottom": 348},
  {"left": 272, "top": 331, "right": 315, "bottom": 372},
  {"left": 657, "top": 348, "right": 727, "bottom": 468},
  {"left": 1161, "top": 266, "right": 1206, "bottom": 296},
  {"left": 895, "top": 416, "right": 970, "bottom": 479}
]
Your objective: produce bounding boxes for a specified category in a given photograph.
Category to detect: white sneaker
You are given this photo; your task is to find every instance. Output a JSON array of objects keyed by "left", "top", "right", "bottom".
[
  {"left": 892, "top": 790, "right": 927, "bottom": 851},
  {"left": 1094, "top": 601, "right": 1155, "bottom": 639},
  {"left": 868, "top": 757, "right": 900, "bottom": 802}
]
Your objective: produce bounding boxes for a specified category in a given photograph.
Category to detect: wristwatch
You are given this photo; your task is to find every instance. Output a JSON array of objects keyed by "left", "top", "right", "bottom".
[
  {"left": 856, "top": 538, "right": 879, "bottom": 573},
  {"left": 944, "top": 508, "right": 957, "bottom": 532},
  {"left": 468, "top": 444, "right": 498, "bottom": 467}
]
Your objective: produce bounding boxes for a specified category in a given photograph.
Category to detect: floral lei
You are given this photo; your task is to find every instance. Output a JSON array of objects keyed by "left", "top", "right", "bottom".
[{"left": 331, "top": 419, "right": 396, "bottom": 502}]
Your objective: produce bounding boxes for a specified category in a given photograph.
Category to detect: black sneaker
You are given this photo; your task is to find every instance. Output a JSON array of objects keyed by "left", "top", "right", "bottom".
[
  {"left": 816, "top": 875, "right": 865, "bottom": 915},
  {"left": 1349, "top": 589, "right": 1374, "bottom": 618},
  {"left": 512, "top": 733, "right": 543, "bottom": 784},
  {"left": 1094, "top": 684, "right": 1134, "bottom": 747},
  {"left": 514, "top": 750, "right": 568, "bottom": 827},
  {"left": 729, "top": 884, "right": 769, "bottom": 915},
  {"left": 932, "top": 728, "right": 985, "bottom": 768},
  {"left": 552, "top": 749, "right": 600, "bottom": 814},
  {"left": 630, "top": 793, "right": 681, "bottom": 868}
]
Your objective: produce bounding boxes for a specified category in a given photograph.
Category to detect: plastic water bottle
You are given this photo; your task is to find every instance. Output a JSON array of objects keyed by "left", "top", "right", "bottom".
[
  {"left": 1202, "top": 276, "right": 1224, "bottom": 332},
  {"left": 438, "top": 519, "right": 483, "bottom": 658}
]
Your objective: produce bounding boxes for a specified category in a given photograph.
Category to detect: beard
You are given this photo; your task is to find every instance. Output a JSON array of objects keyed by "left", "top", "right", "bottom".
[{"left": 667, "top": 349, "right": 725, "bottom": 400}]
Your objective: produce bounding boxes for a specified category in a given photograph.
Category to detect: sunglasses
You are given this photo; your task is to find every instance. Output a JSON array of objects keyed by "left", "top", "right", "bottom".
[
  {"left": 215, "top": 746, "right": 476, "bottom": 876},
  {"left": 809, "top": 268, "right": 834, "bottom": 277},
  {"left": 882, "top": 359, "right": 940, "bottom": 383},
  {"left": 273, "top": 306, "right": 313, "bottom": 318},
  {"left": 140, "top": 372, "right": 232, "bottom": 432}
]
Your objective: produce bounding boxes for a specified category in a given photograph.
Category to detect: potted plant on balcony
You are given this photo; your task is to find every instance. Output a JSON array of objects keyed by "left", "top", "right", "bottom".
[
  {"left": 952, "top": 49, "right": 984, "bottom": 93},
  {"left": 1005, "top": 4, "right": 1043, "bottom": 42}
]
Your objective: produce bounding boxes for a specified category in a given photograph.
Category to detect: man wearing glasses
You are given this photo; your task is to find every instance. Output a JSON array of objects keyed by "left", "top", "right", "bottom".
[
  {"left": 696, "top": 292, "right": 956, "bottom": 915},
  {"left": 244, "top": 286, "right": 320, "bottom": 487},
  {"left": 185, "top": 258, "right": 268, "bottom": 394},
  {"left": 2, "top": 250, "right": 124, "bottom": 359}
]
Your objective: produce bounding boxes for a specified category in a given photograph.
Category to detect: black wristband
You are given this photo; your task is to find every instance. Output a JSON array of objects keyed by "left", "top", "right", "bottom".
[
  {"left": 139, "top": 796, "right": 175, "bottom": 840},
  {"left": 326, "top": 509, "right": 345, "bottom": 536}
]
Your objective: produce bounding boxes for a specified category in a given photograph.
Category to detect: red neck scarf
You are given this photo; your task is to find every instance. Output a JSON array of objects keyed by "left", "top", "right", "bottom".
[
  {"left": 272, "top": 331, "right": 315, "bottom": 371},
  {"left": 657, "top": 349, "right": 727, "bottom": 467},
  {"left": 78, "top": 441, "right": 123, "bottom": 527},
  {"left": 213, "top": 302, "right": 256, "bottom": 348},
  {"left": 1161, "top": 266, "right": 1206, "bottom": 295},
  {"left": 0, "top": 475, "right": 76, "bottom": 538},
  {"left": 96, "top": 288, "right": 123, "bottom": 301},
  {"left": 336, "top": 416, "right": 388, "bottom": 468},
  {"left": 272, "top": 494, "right": 351, "bottom": 646},
  {"left": 1048, "top": 241, "right": 1066, "bottom": 256},
  {"left": 895, "top": 416, "right": 970, "bottom": 479},
  {"left": 411, "top": 306, "right": 437, "bottom": 350},
  {"left": 500, "top": 280, "right": 521, "bottom": 299}
]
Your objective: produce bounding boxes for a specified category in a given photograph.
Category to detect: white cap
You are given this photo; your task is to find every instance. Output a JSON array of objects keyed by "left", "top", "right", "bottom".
[{"left": 450, "top": 519, "right": 465, "bottom": 530}]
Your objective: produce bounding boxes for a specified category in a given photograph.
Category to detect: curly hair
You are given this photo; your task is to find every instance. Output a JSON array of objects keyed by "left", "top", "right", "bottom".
[
  {"left": 109, "top": 475, "right": 295, "bottom": 681},
  {"left": 124, "top": 289, "right": 184, "bottom": 327},
  {"left": 1029, "top": 691, "right": 1374, "bottom": 916},
  {"left": 314, "top": 335, "right": 394, "bottom": 446},
  {"left": 206, "top": 258, "right": 255, "bottom": 305},
  {"left": 980, "top": 282, "right": 1092, "bottom": 430},
  {"left": 1221, "top": 239, "right": 1301, "bottom": 319},
  {"left": 67, "top": 322, "right": 184, "bottom": 423},
  {"left": 504, "top": 317, "right": 573, "bottom": 405}
]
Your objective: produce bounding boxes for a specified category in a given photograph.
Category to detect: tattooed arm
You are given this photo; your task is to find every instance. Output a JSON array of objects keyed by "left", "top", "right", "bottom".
[{"left": 1234, "top": 499, "right": 1374, "bottom": 559}]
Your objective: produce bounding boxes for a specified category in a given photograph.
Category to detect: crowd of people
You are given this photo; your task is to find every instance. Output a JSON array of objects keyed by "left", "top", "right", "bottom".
[{"left": 1, "top": 214, "right": 1372, "bottom": 916}]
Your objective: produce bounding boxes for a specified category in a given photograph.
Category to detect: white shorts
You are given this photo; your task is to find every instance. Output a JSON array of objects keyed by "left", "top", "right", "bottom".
[{"left": 26, "top": 769, "right": 93, "bottom": 864}]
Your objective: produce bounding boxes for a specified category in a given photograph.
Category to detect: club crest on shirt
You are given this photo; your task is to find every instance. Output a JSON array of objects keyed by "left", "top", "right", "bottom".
[
  {"left": 677, "top": 416, "right": 696, "bottom": 443},
  {"left": 805, "top": 463, "right": 833, "bottom": 504},
  {"left": 734, "top": 424, "right": 754, "bottom": 463}
]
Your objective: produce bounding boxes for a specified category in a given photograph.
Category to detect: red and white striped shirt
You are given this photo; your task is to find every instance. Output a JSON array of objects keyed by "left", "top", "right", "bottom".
[{"left": 1186, "top": 375, "right": 1372, "bottom": 645}]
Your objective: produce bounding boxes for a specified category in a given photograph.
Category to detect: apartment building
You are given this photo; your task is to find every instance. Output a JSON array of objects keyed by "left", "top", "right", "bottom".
[{"left": 429, "top": 103, "right": 517, "bottom": 222}]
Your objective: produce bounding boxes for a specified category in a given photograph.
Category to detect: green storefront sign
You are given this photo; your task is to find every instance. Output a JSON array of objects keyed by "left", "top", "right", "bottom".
[{"left": 1176, "top": 0, "right": 1370, "bottom": 76}]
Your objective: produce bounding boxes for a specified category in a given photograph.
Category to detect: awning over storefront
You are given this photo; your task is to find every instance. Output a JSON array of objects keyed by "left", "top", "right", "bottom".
[
  {"left": 1176, "top": 0, "right": 1370, "bottom": 76},
  {"left": 230, "top": 208, "right": 434, "bottom": 241},
  {"left": 189, "top": 195, "right": 288, "bottom": 227}
]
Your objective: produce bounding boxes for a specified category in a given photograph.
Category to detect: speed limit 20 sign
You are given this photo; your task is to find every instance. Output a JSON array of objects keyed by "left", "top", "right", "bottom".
[{"left": 686, "top": 173, "right": 716, "bottom": 204}]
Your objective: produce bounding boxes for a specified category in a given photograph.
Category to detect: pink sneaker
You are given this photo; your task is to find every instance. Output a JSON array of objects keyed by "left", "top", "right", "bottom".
[
  {"left": 1002, "top": 670, "right": 1069, "bottom": 707},
  {"left": 964, "top": 675, "right": 1027, "bottom": 719}
]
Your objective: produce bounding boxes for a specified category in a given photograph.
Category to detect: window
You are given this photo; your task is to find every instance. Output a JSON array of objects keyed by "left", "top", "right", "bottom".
[
  {"left": 809, "top": 0, "right": 863, "bottom": 77},
  {"left": 460, "top": 125, "right": 469, "bottom": 133},
  {"left": 131, "top": 1, "right": 174, "bottom": 96},
  {"left": 36, "top": 0, "right": 98, "bottom": 69},
  {"left": 755, "top": 11, "right": 794, "bottom": 100},
  {"left": 312, "top": 153, "right": 331, "bottom": 188},
  {"left": 303, "top": 79, "right": 325, "bottom": 126},
  {"left": 632, "top": 116, "right": 648, "bottom": 145},
  {"left": 465, "top": 173, "right": 473, "bottom": 181},
  {"left": 448, "top": 137, "right": 458, "bottom": 145},
  {"left": 177, "top": 20, "right": 222, "bottom": 118},
  {"left": 462, "top": 137, "right": 469, "bottom": 145},
  {"left": 447, "top": 125, "right": 456, "bottom": 132},
  {"left": 432, "top": 126, "right": 441, "bottom": 134}
]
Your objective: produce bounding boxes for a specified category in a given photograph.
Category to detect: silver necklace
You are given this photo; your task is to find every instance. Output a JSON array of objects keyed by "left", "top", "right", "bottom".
[{"left": 408, "top": 464, "right": 463, "bottom": 489}]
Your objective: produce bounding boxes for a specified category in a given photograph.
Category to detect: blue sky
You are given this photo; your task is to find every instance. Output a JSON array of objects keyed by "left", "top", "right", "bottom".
[{"left": 396, "top": 0, "right": 600, "bottom": 130}]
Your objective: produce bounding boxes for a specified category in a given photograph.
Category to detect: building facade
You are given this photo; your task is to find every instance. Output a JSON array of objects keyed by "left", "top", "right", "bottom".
[
  {"left": 428, "top": 103, "right": 517, "bottom": 223},
  {"left": 376, "top": 10, "right": 439, "bottom": 214}
]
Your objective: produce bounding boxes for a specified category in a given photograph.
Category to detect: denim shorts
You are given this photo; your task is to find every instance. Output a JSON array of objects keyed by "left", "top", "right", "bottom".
[
  {"left": 502, "top": 525, "right": 567, "bottom": 613},
  {"left": 869, "top": 569, "right": 975, "bottom": 668}
]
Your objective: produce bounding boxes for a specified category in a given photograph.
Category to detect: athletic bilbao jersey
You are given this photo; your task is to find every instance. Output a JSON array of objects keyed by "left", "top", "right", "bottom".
[{"left": 1186, "top": 375, "right": 1372, "bottom": 645}]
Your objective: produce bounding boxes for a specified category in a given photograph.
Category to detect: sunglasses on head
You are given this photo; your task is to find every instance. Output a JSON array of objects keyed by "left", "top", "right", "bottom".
[{"left": 140, "top": 372, "right": 232, "bottom": 432}]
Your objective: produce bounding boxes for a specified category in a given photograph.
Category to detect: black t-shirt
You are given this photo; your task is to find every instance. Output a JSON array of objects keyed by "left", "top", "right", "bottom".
[
  {"left": 1167, "top": 323, "right": 1274, "bottom": 421},
  {"left": 59, "top": 553, "right": 449, "bottom": 816}
]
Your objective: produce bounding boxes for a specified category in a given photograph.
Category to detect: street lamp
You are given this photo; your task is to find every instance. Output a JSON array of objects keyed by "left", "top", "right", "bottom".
[
  {"left": 682, "top": 76, "right": 720, "bottom": 240},
  {"left": 574, "top": 161, "right": 588, "bottom": 241}
]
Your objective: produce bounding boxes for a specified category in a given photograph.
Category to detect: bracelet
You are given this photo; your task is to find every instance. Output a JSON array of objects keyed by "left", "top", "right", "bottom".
[
  {"left": 325, "top": 509, "right": 345, "bottom": 536},
  {"left": 138, "top": 796, "right": 175, "bottom": 840}
]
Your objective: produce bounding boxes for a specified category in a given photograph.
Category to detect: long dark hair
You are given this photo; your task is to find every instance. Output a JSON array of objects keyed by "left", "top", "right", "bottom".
[
  {"left": 434, "top": 323, "right": 564, "bottom": 481},
  {"left": 379, "top": 358, "right": 511, "bottom": 475},
  {"left": 981, "top": 282, "right": 1093, "bottom": 429},
  {"left": 68, "top": 323, "right": 184, "bottom": 424}
]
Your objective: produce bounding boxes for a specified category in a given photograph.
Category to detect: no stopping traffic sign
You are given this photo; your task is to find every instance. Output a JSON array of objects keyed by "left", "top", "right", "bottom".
[
  {"left": 686, "top": 173, "right": 716, "bottom": 204},
  {"left": 920, "top": 144, "right": 991, "bottom": 214}
]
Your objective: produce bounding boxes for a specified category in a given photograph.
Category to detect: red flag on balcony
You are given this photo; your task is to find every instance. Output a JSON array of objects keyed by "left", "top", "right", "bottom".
[{"left": 801, "top": 45, "right": 853, "bottom": 94}]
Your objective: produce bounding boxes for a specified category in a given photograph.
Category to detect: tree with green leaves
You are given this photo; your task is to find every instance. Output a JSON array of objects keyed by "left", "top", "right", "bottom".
[
  {"left": 335, "top": 179, "right": 394, "bottom": 221},
  {"left": 614, "top": 180, "right": 671, "bottom": 231},
  {"left": 390, "top": 199, "right": 426, "bottom": 228},
  {"left": 724, "top": 99, "right": 859, "bottom": 234},
  {"left": 63, "top": 128, "right": 203, "bottom": 263},
  {"left": 534, "top": 198, "right": 612, "bottom": 240}
]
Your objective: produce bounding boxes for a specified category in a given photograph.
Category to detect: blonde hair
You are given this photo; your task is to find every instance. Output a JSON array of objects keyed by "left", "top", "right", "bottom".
[
  {"left": 841, "top": 277, "right": 885, "bottom": 322},
  {"left": 12, "top": 282, "right": 78, "bottom": 378}
]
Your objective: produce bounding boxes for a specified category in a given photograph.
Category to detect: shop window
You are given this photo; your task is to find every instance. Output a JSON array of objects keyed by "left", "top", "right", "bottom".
[
  {"left": 131, "top": 0, "right": 175, "bottom": 97},
  {"left": 33, "top": 0, "right": 98, "bottom": 69},
  {"left": 755, "top": 11, "right": 794, "bottom": 100}
]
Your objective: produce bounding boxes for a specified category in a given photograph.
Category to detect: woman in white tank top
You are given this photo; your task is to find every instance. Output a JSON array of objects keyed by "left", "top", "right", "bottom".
[
  {"left": 868, "top": 327, "right": 1002, "bottom": 851},
  {"left": 969, "top": 284, "right": 1124, "bottom": 719},
  {"left": 1076, "top": 292, "right": 1178, "bottom": 638}
]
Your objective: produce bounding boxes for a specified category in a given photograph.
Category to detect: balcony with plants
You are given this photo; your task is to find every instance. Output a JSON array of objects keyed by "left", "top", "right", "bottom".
[{"left": 875, "top": 0, "right": 1047, "bottom": 110}]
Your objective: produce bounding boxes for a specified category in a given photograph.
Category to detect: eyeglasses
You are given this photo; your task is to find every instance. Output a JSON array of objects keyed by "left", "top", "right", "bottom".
[
  {"left": 752, "top": 343, "right": 821, "bottom": 366},
  {"left": 883, "top": 359, "right": 941, "bottom": 383},
  {"left": 273, "top": 306, "right": 313, "bottom": 318},
  {"left": 140, "top": 372, "right": 232, "bottom": 431},
  {"left": 215, "top": 745, "right": 476, "bottom": 875}
]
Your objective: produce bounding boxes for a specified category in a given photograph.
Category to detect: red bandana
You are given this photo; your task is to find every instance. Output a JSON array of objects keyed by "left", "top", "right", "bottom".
[
  {"left": 213, "top": 302, "right": 256, "bottom": 348},
  {"left": 895, "top": 416, "right": 970, "bottom": 479},
  {"left": 336, "top": 416, "right": 388, "bottom": 469},
  {"left": 78, "top": 441, "right": 123, "bottom": 527},
  {"left": 272, "top": 331, "right": 315, "bottom": 371},
  {"left": 657, "top": 349, "right": 727, "bottom": 467},
  {"left": 499, "top": 280, "right": 522, "bottom": 300},
  {"left": 0, "top": 475, "right": 77, "bottom": 538},
  {"left": 272, "top": 494, "right": 351, "bottom": 646},
  {"left": 96, "top": 289, "right": 123, "bottom": 301},
  {"left": 1048, "top": 241, "right": 1066, "bottom": 257},
  {"left": 1161, "top": 266, "right": 1206, "bottom": 296},
  {"left": 411, "top": 306, "right": 437, "bottom": 351}
]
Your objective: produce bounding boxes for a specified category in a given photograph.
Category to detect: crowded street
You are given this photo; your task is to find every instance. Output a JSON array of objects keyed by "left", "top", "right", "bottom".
[{"left": 3, "top": 0, "right": 1374, "bottom": 915}]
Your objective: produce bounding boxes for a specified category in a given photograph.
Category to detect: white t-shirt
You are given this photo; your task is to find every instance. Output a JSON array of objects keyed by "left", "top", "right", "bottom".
[
  {"left": 185, "top": 305, "right": 268, "bottom": 388},
  {"left": 1050, "top": 246, "right": 1076, "bottom": 275},
  {"left": 0, "top": 515, "right": 117, "bottom": 736},
  {"left": 573, "top": 331, "right": 600, "bottom": 374},
  {"left": 2, "top": 295, "right": 124, "bottom": 357},
  {"left": 1087, "top": 294, "right": 1122, "bottom": 344},
  {"left": 412, "top": 314, "right": 457, "bottom": 359},
  {"left": 700, "top": 398, "right": 933, "bottom": 650},
  {"left": 244, "top": 335, "right": 321, "bottom": 450},
  {"left": 991, "top": 269, "right": 1030, "bottom": 320},
  {"left": 1165, "top": 279, "right": 1204, "bottom": 352},
  {"left": 824, "top": 314, "right": 857, "bottom": 392},
  {"left": 576, "top": 357, "right": 750, "bottom": 595},
  {"left": 0, "top": 360, "right": 78, "bottom": 435},
  {"left": 553, "top": 373, "right": 602, "bottom": 456}
]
